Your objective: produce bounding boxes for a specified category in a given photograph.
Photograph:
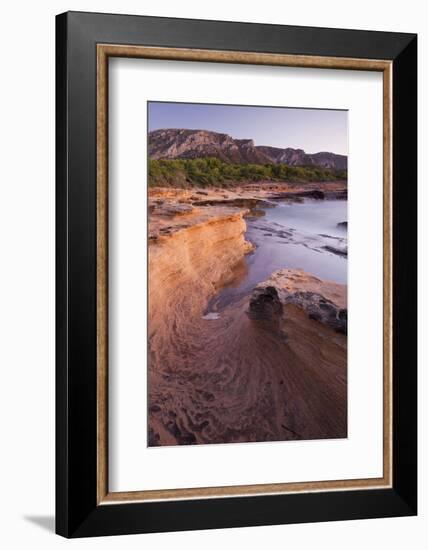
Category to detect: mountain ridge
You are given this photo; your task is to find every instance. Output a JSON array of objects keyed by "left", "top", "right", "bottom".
[{"left": 149, "top": 128, "right": 347, "bottom": 170}]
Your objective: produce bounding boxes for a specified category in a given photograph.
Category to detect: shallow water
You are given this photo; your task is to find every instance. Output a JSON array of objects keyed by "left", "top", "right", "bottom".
[{"left": 206, "top": 199, "right": 347, "bottom": 313}]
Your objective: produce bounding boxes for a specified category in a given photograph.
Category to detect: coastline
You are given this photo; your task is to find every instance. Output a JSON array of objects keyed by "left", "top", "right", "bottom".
[{"left": 148, "top": 182, "right": 347, "bottom": 446}]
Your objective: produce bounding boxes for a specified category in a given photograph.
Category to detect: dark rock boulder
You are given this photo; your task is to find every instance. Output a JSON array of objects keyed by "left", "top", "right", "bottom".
[
  {"left": 248, "top": 286, "right": 283, "bottom": 321},
  {"left": 284, "top": 291, "right": 347, "bottom": 334},
  {"left": 323, "top": 244, "right": 347, "bottom": 257},
  {"left": 270, "top": 189, "right": 325, "bottom": 201},
  {"left": 249, "top": 280, "right": 347, "bottom": 335}
]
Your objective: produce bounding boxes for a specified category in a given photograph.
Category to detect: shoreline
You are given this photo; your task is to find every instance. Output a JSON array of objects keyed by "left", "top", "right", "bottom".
[{"left": 148, "top": 182, "right": 347, "bottom": 446}]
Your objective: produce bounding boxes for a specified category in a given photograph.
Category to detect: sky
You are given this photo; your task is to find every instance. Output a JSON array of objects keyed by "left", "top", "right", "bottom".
[{"left": 148, "top": 102, "right": 348, "bottom": 156}]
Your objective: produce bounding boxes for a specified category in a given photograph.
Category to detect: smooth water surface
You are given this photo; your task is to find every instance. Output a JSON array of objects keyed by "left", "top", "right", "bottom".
[{"left": 207, "top": 199, "right": 347, "bottom": 314}]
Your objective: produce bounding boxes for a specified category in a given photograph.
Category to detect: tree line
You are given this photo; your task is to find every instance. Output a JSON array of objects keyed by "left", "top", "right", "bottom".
[{"left": 148, "top": 157, "right": 347, "bottom": 188}]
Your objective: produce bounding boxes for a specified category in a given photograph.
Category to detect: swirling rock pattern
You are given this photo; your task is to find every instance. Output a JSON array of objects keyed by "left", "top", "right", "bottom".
[{"left": 148, "top": 198, "right": 347, "bottom": 447}]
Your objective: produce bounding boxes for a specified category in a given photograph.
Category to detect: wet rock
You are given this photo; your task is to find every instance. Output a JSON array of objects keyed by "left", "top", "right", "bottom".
[
  {"left": 271, "top": 189, "right": 325, "bottom": 201},
  {"left": 250, "top": 269, "right": 348, "bottom": 334},
  {"left": 326, "top": 189, "right": 347, "bottom": 200},
  {"left": 303, "top": 190, "right": 325, "bottom": 200},
  {"left": 246, "top": 208, "right": 266, "bottom": 219},
  {"left": 248, "top": 286, "right": 283, "bottom": 321},
  {"left": 336, "top": 309, "right": 347, "bottom": 334},
  {"left": 284, "top": 291, "right": 347, "bottom": 334},
  {"left": 268, "top": 188, "right": 347, "bottom": 202},
  {"left": 323, "top": 244, "right": 347, "bottom": 257}
]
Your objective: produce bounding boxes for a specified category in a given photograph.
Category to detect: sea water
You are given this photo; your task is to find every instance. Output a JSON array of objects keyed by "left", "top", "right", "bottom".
[{"left": 206, "top": 199, "right": 347, "bottom": 314}]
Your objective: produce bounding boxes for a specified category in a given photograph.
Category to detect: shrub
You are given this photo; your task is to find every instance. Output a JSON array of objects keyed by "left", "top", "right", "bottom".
[{"left": 148, "top": 157, "right": 346, "bottom": 188}]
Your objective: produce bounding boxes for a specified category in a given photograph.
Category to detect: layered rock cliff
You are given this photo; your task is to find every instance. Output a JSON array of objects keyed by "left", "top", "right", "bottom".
[{"left": 148, "top": 202, "right": 252, "bottom": 340}]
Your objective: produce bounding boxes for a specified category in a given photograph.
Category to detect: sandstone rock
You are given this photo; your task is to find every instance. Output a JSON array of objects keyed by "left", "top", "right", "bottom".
[
  {"left": 193, "top": 197, "right": 268, "bottom": 209},
  {"left": 246, "top": 208, "right": 266, "bottom": 219},
  {"left": 161, "top": 203, "right": 195, "bottom": 217}
]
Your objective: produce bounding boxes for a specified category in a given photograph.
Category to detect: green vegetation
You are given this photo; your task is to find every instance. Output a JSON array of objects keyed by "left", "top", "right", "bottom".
[{"left": 148, "top": 157, "right": 347, "bottom": 188}]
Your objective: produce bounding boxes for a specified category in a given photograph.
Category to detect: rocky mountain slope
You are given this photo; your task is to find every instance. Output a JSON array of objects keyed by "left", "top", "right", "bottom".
[{"left": 149, "top": 129, "right": 347, "bottom": 170}]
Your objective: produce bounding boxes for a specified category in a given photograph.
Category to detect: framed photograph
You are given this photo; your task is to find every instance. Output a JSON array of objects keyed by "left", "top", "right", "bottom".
[{"left": 56, "top": 11, "right": 417, "bottom": 537}]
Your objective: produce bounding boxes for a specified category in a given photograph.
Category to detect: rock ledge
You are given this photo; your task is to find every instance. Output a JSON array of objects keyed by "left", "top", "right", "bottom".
[{"left": 249, "top": 268, "right": 347, "bottom": 334}]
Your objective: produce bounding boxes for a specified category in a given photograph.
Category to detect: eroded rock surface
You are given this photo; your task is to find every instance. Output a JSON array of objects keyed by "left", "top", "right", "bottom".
[
  {"left": 250, "top": 268, "right": 347, "bottom": 334},
  {"left": 147, "top": 189, "right": 348, "bottom": 447}
]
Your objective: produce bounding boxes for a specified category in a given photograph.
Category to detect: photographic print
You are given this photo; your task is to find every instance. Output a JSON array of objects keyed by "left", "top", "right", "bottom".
[
  {"left": 57, "top": 14, "right": 417, "bottom": 536},
  {"left": 147, "top": 101, "right": 348, "bottom": 447}
]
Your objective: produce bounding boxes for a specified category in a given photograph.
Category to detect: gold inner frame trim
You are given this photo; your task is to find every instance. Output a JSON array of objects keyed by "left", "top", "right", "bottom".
[{"left": 96, "top": 44, "right": 393, "bottom": 505}]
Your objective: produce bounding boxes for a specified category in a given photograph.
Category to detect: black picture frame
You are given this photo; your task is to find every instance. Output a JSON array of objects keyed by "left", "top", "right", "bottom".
[{"left": 56, "top": 11, "right": 417, "bottom": 538}]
